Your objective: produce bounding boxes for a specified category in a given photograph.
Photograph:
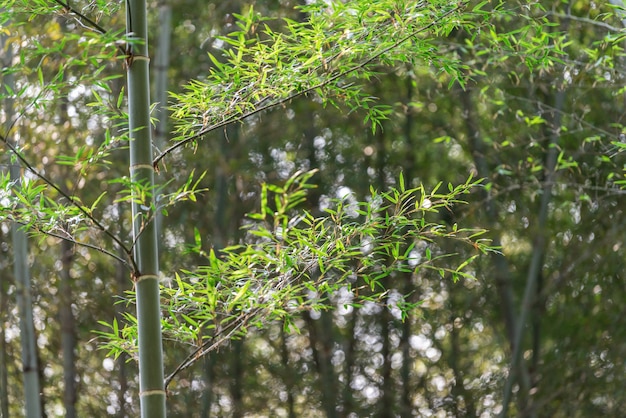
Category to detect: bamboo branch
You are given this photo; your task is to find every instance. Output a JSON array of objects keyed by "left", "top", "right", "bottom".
[
  {"left": 152, "top": 3, "right": 466, "bottom": 168},
  {"left": 52, "top": 0, "right": 109, "bottom": 35},
  {"left": 10, "top": 220, "right": 134, "bottom": 270},
  {"left": 0, "top": 133, "right": 136, "bottom": 271},
  {"left": 51, "top": 0, "right": 127, "bottom": 56}
]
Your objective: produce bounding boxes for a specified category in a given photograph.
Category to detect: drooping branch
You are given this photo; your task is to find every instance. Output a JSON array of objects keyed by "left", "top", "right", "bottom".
[
  {"left": 16, "top": 219, "right": 133, "bottom": 270},
  {"left": 0, "top": 133, "right": 136, "bottom": 272}
]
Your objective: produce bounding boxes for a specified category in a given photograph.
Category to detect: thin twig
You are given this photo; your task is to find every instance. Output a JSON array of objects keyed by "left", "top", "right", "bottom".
[
  {"left": 545, "top": 11, "right": 625, "bottom": 32},
  {"left": 51, "top": 0, "right": 127, "bottom": 56},
  {"left": 52, "top": 0, "right": 109, "bottom": 35},
  {"left": 8, "top": 219, "right": 133, "bottom": 270}
]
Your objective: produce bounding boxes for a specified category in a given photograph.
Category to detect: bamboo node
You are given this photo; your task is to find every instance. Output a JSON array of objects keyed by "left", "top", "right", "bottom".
[
  {"left": 132, "top": 54, "right": 151, "bottom": 63},
  {"left": 136, "top": 274, "right": 159, "bottom": 283},
  {"left": 139, "top": 389, "right": 166, "bottom": 397},
  {"left": 130, "top": 163, "right": 155, "bottom": 171}
]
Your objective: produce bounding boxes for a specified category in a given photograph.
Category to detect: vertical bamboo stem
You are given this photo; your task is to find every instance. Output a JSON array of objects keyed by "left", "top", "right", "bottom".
[{"left": 125, "top": 0, "right": 166, "bottom": 416}]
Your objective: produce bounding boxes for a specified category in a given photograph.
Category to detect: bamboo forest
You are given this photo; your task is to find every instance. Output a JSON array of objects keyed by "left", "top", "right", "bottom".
[{"left": 1, "top": 0, "right": 626, "bottom": 416}]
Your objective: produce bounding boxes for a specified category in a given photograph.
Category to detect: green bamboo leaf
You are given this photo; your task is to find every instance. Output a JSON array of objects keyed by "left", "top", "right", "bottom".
[
  {"left": 181, "top": 314, "right": 198, "bottom": 328},
  {"left": 228, "top": 280, "right": 252, "bottom": 312},
  {"left": 455, "top": 254, "right": 478, "bottom": 273},
  {"left": 193, "top": 227, "right": 202, "bottom": 249}
]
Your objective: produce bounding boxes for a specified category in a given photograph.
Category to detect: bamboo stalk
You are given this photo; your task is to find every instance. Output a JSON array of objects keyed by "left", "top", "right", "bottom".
[{"left": 125, "top": 0, "right": 166, "bottom": 416}]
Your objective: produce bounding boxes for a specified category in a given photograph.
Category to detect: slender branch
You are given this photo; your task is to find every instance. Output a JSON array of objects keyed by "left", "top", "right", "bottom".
[
  {"left": 545, "top": 11, "right": 625, "bottom": 32},
  {"left": 51, "top": 0, "right": 109, "bottom": 35},
  {"left": 0, "top": 133, "right": 135, "bottom": 271},
  {"left": 164, "top": 250, "right": 327, "bottom": 388},
  {"left": 164, "top": 310, "right": 256, "bottom": 390},
  {"left": 8, "top": 219, "right": 134, "bottom": 270},
  {"left": 153, "top": 3, "right": 466, "bottom": 168},
  {"left": 51, "top": 0, "right": 127, "bottom": 57}
]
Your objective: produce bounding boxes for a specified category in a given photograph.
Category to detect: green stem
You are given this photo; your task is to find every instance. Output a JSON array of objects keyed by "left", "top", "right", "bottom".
[{"left": 126, "top": 0, "right": 166, "bottom": 416}]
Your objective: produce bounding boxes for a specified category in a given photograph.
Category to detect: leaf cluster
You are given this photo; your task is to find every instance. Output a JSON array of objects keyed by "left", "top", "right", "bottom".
[
  {"left": 158, "top": 0, "right": 468, "bottom": 166},
  {"left": 97, "top": 170, "right": 494, "bottom": 386}
]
